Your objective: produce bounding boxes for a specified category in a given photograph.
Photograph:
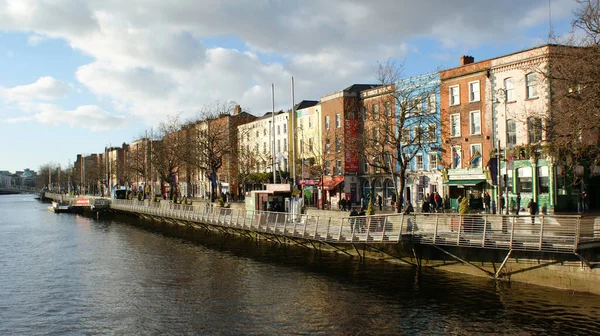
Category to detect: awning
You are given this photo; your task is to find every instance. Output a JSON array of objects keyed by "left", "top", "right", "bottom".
[
  {"left": 444, "top": 179, "right": 486, "bottom": 187},
  {"left": 318, "top": 177, "right": 344, "bottom": 191}
]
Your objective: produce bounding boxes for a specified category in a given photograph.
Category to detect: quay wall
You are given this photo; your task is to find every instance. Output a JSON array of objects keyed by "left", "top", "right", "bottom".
[{"left": 43, "top": 193, "right": 600, "bottom": 294}]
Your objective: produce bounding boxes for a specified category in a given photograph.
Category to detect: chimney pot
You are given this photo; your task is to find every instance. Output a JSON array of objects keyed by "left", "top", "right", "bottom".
[
  {"left": 234, "top": 105, "right": 241, "bottom": 115},
  {"left": 461, "top": 55, "right": 475, "bottom": 65}
]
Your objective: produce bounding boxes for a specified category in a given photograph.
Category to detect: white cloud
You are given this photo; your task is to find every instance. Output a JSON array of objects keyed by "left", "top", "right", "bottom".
[
  {"left": 0, "top": 0, "right": 581, "bottom": 125},
  {"left": 27, "top": 33, "right": 45, "bottom": 46},
  {"left": 4, "top": 101, "right": 128, "bottom": 131},
  {"left": 0, "top": 76, "right": 70, "bottom": 101}
]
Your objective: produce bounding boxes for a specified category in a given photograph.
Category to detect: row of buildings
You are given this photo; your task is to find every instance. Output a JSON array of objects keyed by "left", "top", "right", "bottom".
[
  {"left": 0, "top": 169, "right": 37, "bottom": 188},
  {"left": 72, "top": 44, "right": 599, "bottom": 213}
]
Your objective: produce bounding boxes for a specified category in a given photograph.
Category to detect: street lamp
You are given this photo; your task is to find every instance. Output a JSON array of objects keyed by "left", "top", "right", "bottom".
[{"left": 495, "top": 88, "right": 510, "bottom": 214}]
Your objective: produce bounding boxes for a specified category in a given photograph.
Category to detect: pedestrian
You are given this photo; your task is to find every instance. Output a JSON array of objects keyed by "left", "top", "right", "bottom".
[
  {"left": 500, "top": 195, "right": 505, "bottom": 215},
  {"left": 358, "top": 207, "right": 366, "bottom": 232},
  {"left": 404, "top": 202, "right": 414, "bottom": 214},
  {"left": 340, "top": 198, "right": 347, "bottom": 211},
  {"left": 527, "top": 199, "right": 538, "bottom": 224},
  {"left": 350, "top": 207, "right": 359, "bottom": 232},
  {"left": 421, "top": 199, "right": 429, "bottom": 213},
  {"left": 483, "top": 192, "right": 491, "bottom": 214},
  {"left": 516, "top": 193, "right": 521, "bottom": 215},
  {"left": 377, "top": 195, "right": 383, "bottom": 211},
  {"left": 428, "top": 193, "right": 435, "bottom": 212},
  {"left": 435, "top": 192, "right": 443, "bottom": 213}
]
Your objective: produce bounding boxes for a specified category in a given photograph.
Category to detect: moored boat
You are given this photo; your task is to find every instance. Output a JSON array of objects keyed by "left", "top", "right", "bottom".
[{"left": 48, "top": 201, "right": 71, "bottom": 213}]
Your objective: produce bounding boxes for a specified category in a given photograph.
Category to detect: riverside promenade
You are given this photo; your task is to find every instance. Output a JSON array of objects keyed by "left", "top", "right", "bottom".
[{"left": 42, "top": 192, "right": 600, "bottom": 293}]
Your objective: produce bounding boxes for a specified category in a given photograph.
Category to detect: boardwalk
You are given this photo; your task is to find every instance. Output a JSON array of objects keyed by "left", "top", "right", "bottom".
[{"left": 108, "top": 199, "right": 600, "bottom": 255}]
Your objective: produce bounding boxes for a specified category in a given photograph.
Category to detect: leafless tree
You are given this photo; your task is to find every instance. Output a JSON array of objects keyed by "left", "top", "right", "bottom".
[
  {"left": 360, "top": 60, "right": 442, "bottom": 212},
  {"left": 150, "top": 115, "right": 187, "bottom": 199}
]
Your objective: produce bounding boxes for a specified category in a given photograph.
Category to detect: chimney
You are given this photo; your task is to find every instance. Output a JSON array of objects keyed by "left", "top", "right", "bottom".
[
  {"left": 234, "top": 105, "right": 241, "bottom": 115},
  {"left": 461, "top": 55, "right": 474, "bottom": 66}
]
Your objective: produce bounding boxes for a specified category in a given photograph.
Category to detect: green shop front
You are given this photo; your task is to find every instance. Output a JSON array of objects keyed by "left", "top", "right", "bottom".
[
  {"left": 499, "top": 158, "right": 554, "bottom": 214},
  {"left": 443, "top": 168, "right": 489, "bottom": 211}
]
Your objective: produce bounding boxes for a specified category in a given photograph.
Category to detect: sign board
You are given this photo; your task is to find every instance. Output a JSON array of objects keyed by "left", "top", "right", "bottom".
[{"left": 76, "top": 198, "right": 89, "bottom": 205}]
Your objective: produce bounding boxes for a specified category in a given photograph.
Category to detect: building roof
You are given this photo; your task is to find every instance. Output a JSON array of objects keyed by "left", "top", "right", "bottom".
[
  {"left": 343, "top": 84, "right": 378, "bottom": 93},
  {"left": 295, "top": 100, "right": 319, "bottom": 110}
]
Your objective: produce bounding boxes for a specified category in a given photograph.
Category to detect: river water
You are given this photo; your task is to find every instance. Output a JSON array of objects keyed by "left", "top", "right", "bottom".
[{"left": 1, "top": 195, "right": 600, "bottom": 335}]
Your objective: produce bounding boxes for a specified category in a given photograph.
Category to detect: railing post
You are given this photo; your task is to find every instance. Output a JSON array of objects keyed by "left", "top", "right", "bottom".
[
  {"left": 302, "top": 214, "right": 308, "bottom": 238},
  {"left": 509, "top": 216, "right": 516, "bottom": 248},
  {"left": 337, "top": 218, "right": 343, "bottom": 241},
  {"left": 574, "top": 215, "right": 581, "bottom": 252},
  {"left": 538, "top": 215, "right": 545, "bottom": 251},
  {"left": 433, "top": 215, "right": 439, "bottom": 244},
  {"left": 325, "top": 218, "right": 331, "bottom": 240},
  {"left": 481, "top": 215, "right": 488, "bottom": 247},
  {"left": 456, "top": 215, "right": 462, "bottom": 245},
  {"left": 313, "top": 217, "right": 320, "bottom": 239},
  {"left": 381, "top": 216, "right": 387, "bottom": 241}
]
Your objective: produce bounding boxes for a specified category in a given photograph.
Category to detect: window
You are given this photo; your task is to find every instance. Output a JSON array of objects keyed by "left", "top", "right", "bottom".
[
  {"left": 517, "top": 167, "right": 532, "bottom": 192},
  {"left": 309, "top": 117, "right": 313, "bottom": 129},
  {"left": 256, "top": 130, "right": 259, "bottom": 138},
  {"left": 372, "top": 104, "right": 379, "bottom": 120},
  {"left": 416, "top": 154, "right": 424, "bottom": 170},
  {"left": 362, "top": 159, "right": 369, "bottom": 174},
  {"left": 469, "top": 81, "right": 480, "bottom": 102},
  {"left": 449, "top": 85, "right": 460, "bottom": 106},
  {"left": 402, "top": 128, "right": 410, "bottom": 144},
  {"left": 325, "top": 138, "right": 331, "bottom": 153},
  {"left": 450, "top": 113, "right": 461, "bottom": 137},
  {"left": 428, "top": 94, "right": 436, "bottom": 113},
  {"left": 413, "top": 97, "right": 422, "bottom": 114},
  {"left": 385, "top": 101, "right": 391, "bottom": 117},
  {"left": 504, "top": 78, "right": 515, "bottom": 102},
  {"left": 469, "top": 144, "right": 482, "bottom": 168},
  {"left": 263, "top": 142, "right": 267, "bottom": 154},
  {"left": 528, "top": 117, "right": 542, "bottom": 143},
  {"left": 309, "top": 138, "right": 313, "bottom": 152},
  {"left": 538, "top": 166, "right": 549, "bottom": 194},
  {"left": 264, "top": 128, "right": 267, "bottom": 136},
  {"left": 427, "top": 124, "right": 436, "bottom": 142},
  {"left": 283, "top": 158, "right": 288, "bottom": 171},
  {"left": 507, "top": 119, "right": 517, "bottom": 147},
  {"left": 325, "top": 116, "right": 330, "bottom": 130},
  {"left": 283, "top": 140, "right": 287, "bottom": 152},
  {"left": 470, "top": 110, "right": 481, "bottom": 135},
  {"left": 361, "top": 105, "right": 366, "bottom": 120},
  {"left": 452, "top": 146, "right": 461, "bottom": 169},
  {"left": 336, "top": 160, "right": 342, "bottom": 175},
  {"left": 277, "top": 125, "right": 280, "bottom": 135},
  {"left": 277, "top": 140, "right": 281, "bottom": 152},
  {"left": 325, "top": 161, "right": 331, "bottom": 175},
  {"left": 429, "top": 153, "right": 438, "bottom": 171},
  {"left": 336, "top": 136, "right": 341, "bottom": 152},
  {"left": 414, "top": 126, "right": 423, "bottom": 143},
  {"left": 283, "top": 123, "right": 287, "bottom": 133},
  {"left": 336, "top": 113, "right": 341, "bottom": 128},
  {"left": 373, "top": 127, "right": 380, "bottom": 145},
  {"left": 526, "top": 73, "right": 539, "bottom": 99}
]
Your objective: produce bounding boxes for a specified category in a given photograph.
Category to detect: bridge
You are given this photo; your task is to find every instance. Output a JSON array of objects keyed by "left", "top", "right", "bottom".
[
  {"left": 0, "top": 185, "right": 40, "bottom": 195},
  {"left": 40, "top": 192, "right": 600, "bottom": 279}
]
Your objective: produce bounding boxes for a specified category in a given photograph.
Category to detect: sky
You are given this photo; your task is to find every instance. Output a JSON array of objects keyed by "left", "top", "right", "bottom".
[{"left": 0, "top": 0, "right": 581, "bottom": 173}]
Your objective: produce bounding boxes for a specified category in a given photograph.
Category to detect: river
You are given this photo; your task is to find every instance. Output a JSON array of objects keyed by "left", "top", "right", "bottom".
[{"left": 1, "top": 194, "right": 599, "bottom": 335}]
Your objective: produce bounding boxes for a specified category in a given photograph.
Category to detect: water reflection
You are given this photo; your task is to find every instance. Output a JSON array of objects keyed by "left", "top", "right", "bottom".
[{"left": 1, "top": 195, "right": 599, "bottom": 335}]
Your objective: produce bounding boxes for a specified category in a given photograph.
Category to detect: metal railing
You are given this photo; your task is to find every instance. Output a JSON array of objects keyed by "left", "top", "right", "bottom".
[{"left": 109, "top": 199, "right": 597, "bottom": 253}]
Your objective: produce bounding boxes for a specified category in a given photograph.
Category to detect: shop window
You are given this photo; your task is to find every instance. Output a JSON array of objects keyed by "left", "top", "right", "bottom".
[
  {"left": 538, "top": 166, "right": 549, "bottom": 194},
  {"left": 517, "top": 167, "right": 532, "bottom": 192}
]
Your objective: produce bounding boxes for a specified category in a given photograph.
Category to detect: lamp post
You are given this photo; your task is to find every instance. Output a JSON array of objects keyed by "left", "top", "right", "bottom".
[{"left": 495, "top": 88, "right": 509, "bottom": 214}]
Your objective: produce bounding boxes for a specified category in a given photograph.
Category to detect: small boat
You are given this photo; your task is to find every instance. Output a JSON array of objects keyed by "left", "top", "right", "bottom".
[{"left": 48, "top": 201, "right": 71, "bottom": 213}]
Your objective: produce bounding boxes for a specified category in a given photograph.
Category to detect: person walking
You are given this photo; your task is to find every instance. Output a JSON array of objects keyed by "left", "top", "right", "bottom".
[
  {"left": 349, "top": 207, "right": 359, "bottom": 232},
  {"left": 340, "top": 198, "right": 347, "bottom": 211},
  {"left": 500, "top": 195, "right": 505, "bottom": 215},
  {"left": 516, "top": 193, "right": 521, "bottom": 215},
  {"left": 527, "top": 199, "right": 538, "bottom": 224},
  {"left": 377, "top": 195, "right": 383, "bottom": 211},
  {"left": 483, "top": 192, "right": 491, "bottom": 214},
  {"left": 428, "top": 193, "right": 435, "bottom": 213}
]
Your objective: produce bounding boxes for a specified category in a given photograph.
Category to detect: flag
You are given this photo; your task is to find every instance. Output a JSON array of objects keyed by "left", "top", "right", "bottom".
[
  {"left": 453, "top": 151, "right": 460, "bottom": 168},
  {"left": 488, "top": 157, "right": 498, "bottom": 186},
  {"left": 469, "top": 151, "right": 481, "bottom": 166}
]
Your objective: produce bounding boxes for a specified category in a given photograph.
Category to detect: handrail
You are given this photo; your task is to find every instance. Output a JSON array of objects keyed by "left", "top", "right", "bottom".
[{"left": 92, "top": 198, "right": 594, "bottom": 254}]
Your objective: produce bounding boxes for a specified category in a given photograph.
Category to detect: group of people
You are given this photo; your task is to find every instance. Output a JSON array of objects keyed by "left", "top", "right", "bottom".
[
  {"left": 421, "top": 192, "right": 443, "bottom": 213},
  {"left": 349, "top": 207, "right": 366, "bottom": 233}
]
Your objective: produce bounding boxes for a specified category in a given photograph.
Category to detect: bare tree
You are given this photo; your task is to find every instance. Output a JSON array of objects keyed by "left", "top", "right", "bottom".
[
  {"left": 151, "top": 115, "right": 188, "bottom": 199},
  {"left": 361, "top": 60, "right": 442, "bottom": 212}
]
